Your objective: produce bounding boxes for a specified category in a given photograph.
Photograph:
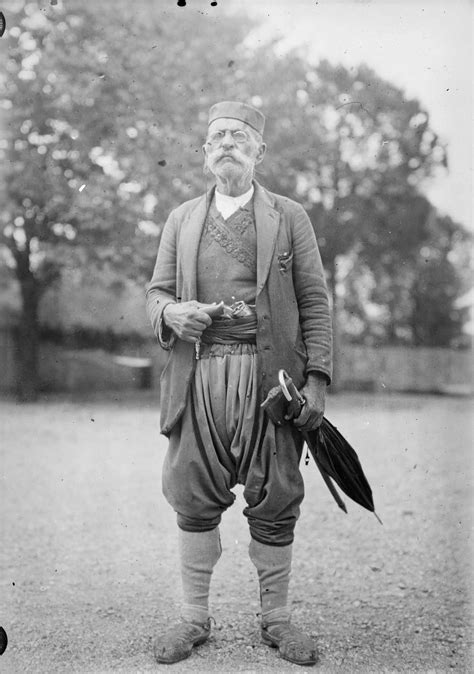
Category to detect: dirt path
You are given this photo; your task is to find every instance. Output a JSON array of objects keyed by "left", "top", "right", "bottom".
[{"left": 1, "top": 391, "right": 472, "bottom": 672}]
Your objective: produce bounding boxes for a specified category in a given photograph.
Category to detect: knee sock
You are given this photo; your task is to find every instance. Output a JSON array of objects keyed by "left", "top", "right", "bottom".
[
  {"left": 249, "top": 537, "right": 292, "bottom": 625},
  {"left": 178, "top": 527, "right": 222, "bottom": 624}
]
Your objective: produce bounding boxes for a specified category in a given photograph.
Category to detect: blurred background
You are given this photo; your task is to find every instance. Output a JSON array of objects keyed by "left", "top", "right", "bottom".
[{"left": 0, "top": 0, "right": 472, "bottom": 400}]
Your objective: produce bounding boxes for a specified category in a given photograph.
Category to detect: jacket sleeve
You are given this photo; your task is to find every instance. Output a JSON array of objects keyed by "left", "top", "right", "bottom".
[
  {"left": 291, "top": 204, "right": 333, "bottom": 383},
  {"left": 145, "top": 209, "right": 178, "bottom": 350}
]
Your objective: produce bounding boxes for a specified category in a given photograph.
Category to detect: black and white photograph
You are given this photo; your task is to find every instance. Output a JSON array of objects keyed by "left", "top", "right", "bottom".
[{"left": 0, "top": 0, "right": 472, "bottom": 671}]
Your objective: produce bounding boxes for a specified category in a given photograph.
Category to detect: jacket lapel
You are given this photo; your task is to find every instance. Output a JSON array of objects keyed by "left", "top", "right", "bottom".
[
  {"left": 179, "top": 187, "right": 214, "bottom": 299},
  {"left": 254, "top": 182, "right": 280, "bottom": 295}
]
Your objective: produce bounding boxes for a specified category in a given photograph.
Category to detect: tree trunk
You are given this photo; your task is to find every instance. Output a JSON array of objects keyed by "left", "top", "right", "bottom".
[{"left": 15, "top": 269, "right": 40, "bottom": 402}]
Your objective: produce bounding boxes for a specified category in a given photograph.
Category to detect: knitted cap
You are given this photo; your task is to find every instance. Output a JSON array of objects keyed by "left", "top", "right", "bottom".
[{"left": 208, "top": 101, "right": 265, "bottom": 135}]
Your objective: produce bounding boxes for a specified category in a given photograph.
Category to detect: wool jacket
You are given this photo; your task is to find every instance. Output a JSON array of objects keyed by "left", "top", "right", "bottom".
[{"left": 146, "top": 181, "right": 333, "bottom": 436}]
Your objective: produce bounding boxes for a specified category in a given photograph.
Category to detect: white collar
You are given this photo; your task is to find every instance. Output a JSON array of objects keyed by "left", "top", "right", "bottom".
[{"left": 214, "top": 184, "right": 254, "bottom": 220}]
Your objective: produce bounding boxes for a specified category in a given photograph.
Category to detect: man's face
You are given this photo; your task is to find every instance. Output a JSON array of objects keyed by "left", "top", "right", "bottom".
[{"left": 203, "top": 117, "right": 265, "bottom": 183}]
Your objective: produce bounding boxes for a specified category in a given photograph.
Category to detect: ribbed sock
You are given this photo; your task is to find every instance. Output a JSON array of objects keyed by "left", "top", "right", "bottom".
[
  {"left": 178, "top": 527, "right": 222, "bottom": 624},
  {"left": 249, "top": 537, "right": 292, "bottom": 625}
]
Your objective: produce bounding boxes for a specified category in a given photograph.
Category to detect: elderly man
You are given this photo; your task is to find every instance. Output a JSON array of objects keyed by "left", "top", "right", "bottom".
[{"left": 146, "top": 101, "right": 332, "bottom": 666}]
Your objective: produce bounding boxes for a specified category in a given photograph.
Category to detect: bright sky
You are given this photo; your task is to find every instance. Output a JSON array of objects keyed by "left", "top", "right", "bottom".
[{"left": 239, "top": 0, "right": 473, "bottom": 230}]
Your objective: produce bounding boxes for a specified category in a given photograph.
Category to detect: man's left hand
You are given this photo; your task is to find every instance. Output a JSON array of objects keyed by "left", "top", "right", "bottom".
[{"left": 292, "top": 372, "right": 327, "bottom": 432}]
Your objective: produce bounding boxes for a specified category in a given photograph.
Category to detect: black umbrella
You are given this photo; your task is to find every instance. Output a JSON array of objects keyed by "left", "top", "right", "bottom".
[{"left": 262, "top": 370, "right": 382, "bottom": 523}]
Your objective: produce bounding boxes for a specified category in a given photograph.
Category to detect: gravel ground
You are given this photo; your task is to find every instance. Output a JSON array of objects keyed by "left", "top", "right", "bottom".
[{"left": 1, "top": 391, "right": 472, "bottom": 673}]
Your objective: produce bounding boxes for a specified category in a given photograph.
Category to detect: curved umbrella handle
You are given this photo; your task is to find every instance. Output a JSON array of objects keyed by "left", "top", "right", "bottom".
[{"left": 278, "top": 369, "right": 306, "bottom": 405}]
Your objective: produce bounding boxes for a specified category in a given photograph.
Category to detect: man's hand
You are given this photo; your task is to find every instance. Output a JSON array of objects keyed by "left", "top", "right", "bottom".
[
  {"left": 292, "top": 372, "right": 327, "bottom": 432},
  {"left": 162, "top": 301, "right": 223, "bottom": 342}
]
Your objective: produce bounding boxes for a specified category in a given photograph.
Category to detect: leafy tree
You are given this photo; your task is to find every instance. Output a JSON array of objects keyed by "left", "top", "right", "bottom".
[
  {"left": 410, "top": 214, "right": 470, "bottom": 347},
  {"left": 411, "top": 256, "right": 465, "bottom": 347},
  {"left": 334, "top": 210, "right": 471, "bottom": 348}
]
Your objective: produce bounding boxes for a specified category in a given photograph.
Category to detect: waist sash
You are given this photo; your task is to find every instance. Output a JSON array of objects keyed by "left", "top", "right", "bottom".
[{"left": 201, "top": 314, "right": 257, "bottom": 345}]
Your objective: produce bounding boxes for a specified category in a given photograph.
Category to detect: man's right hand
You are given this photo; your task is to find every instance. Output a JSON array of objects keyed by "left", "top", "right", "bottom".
[{"left": 162, "top": 301, "right": 224, "bottom": 342}]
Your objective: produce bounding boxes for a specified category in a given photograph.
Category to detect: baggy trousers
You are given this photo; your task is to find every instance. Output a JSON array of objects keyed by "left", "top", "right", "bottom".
[{"left": 162, "top": 344, "right": 305, "bottom": 546}]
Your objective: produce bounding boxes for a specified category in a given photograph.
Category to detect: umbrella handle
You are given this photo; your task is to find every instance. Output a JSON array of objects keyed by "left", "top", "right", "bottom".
[{"left": 278, "top": 370, "right": 306, "bottom": 405}]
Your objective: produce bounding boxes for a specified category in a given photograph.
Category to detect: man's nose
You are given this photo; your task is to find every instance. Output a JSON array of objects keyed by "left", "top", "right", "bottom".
[{"left": 221, "top": 131, "right": 236, "bottom": 148}]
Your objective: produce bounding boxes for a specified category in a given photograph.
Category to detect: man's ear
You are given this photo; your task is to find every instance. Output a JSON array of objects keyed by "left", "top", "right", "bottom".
[{"left": 255, "top": 142, "right": 267, "bottom": 165}]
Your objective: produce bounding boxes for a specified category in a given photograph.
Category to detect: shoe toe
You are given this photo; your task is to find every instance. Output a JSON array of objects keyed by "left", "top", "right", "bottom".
[
  {"left": 281, "top": 640, "right": 318, "bottom": 666},
  {"left": 153, "top": 620, "right": 210, "bottom": 664},
  {"left": 262, "top": 622, "right": 319, "bottom": 666}
]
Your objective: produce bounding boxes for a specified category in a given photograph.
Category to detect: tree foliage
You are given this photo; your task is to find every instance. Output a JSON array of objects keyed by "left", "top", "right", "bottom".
[{"left": 1, "top": 0, "right": 257, "bottom": 278}]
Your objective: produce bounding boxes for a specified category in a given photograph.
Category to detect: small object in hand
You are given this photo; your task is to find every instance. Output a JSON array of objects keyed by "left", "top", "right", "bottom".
[
  {"left": 229, "top": 300, "right": 255, "bottom": 317},
  {"left": 260, "top": 386, "right": 286, "bottom": 425}
]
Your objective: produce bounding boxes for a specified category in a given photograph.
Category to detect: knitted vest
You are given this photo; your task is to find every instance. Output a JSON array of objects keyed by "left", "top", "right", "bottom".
[{"left": 196, "top": 198, "right": 257, "bottom": 306}]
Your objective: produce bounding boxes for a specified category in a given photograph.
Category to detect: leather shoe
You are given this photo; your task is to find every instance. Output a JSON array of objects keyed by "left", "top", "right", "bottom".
[
  {"left": 153, "top": 618, "right": 211, "bottom": 664},
  {"left": 261, "top": 621, "right": 318, "bottom": 666}
]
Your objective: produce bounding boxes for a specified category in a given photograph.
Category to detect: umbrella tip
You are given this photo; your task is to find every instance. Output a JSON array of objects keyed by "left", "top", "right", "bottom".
[{"left": 374, "top": 511, "right": 383, "bottom": 526}]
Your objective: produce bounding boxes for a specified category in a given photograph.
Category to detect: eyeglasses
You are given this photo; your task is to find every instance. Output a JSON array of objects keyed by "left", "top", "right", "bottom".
[{"left": 206, "top": 129, "right": 249, "bottom": 146}]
